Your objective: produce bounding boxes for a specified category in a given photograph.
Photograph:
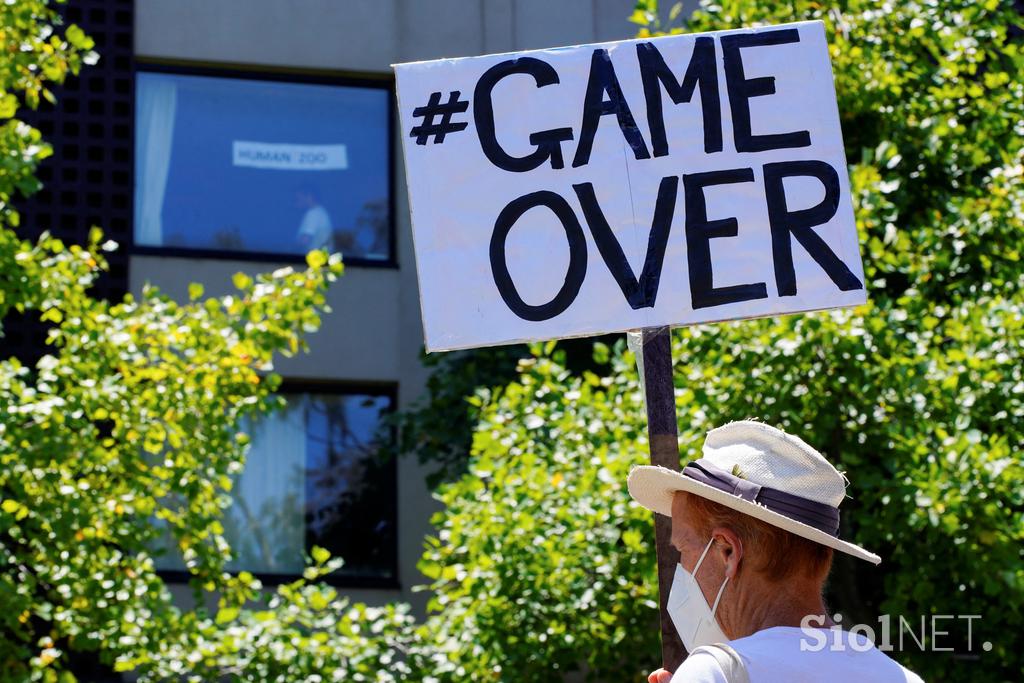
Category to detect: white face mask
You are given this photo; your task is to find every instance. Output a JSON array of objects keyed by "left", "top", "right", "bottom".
[{"left": 667, "top": 538, "right": 730, "bottom": 650}]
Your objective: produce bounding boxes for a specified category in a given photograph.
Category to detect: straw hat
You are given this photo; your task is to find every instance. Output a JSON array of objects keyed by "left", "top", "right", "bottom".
[{"left": 627, "top": 420, "right": 880, "bottom": 564}]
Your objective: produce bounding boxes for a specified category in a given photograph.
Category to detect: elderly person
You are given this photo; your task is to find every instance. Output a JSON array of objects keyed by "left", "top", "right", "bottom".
[{"left": 628, "top": 420, "right": 924, "bottom": 682}]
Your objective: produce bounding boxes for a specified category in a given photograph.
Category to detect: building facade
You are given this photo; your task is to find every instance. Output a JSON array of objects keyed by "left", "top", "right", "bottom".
[{"left": 12, "top": 0, "right": 636, "bottom": 612}]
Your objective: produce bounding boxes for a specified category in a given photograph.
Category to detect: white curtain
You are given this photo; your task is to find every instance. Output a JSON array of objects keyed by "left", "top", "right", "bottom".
[
  {"left": 134, "top": 75, "right": 177, "bottom": 246},
  {"left": 228, "top": 401, "right": 307, "bottom": 574}
]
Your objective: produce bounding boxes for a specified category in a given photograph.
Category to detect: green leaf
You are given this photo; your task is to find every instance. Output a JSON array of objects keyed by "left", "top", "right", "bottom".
[
  {"left": 627, "top": 9, "right": 651, "bottom": 26},
  {"left": 306, "top": 249, "right": 328, "bottom": 269},
  {"left": 309, "top": 591, "right": 329, "bottom": 611},
  {"left": 65, "top": 24, "right": 95, "bottom": 50},
  {"left": 0, "top": 93, "right": 18, "bottom": 118},
  {"left": 215, "top": 607, "right": 239, "bottom": 625},
  {"left": 311, "top": 546, "right": 330, "bottom": 565},
  {"left": 232, "top": 272, "right": 252, "bottom": 290}
]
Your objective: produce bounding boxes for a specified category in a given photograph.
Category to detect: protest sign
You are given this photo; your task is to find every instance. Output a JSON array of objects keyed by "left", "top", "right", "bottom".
[
  {"left": 395, "top": 20, "right": 866, "bottom": 670},
  {"left": 395, "top": 20, "right": 865, "bottom": 352}
]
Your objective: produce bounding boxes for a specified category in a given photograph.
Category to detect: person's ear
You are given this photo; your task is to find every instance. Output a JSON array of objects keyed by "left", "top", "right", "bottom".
[{"left": 710, "top": 527, "right": 744, "bottom": 579}]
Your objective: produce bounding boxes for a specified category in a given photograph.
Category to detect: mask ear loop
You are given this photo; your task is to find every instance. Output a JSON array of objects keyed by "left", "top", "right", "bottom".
[
  {"left": 696, "top": 537, "right": 730, "bottom": 620},
  {"left": 710, "top": 575, "right": 730, "bottom": 619},
  {"left": 694, "top": 538, "right": 716, "bottom": 573}
]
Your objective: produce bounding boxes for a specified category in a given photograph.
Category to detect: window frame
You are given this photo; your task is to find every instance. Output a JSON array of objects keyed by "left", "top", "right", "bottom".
[
  {"left": 130, "top": 60, "right": 398, "bottom": 269},
  {"left": 156, "top": 380, "right": 401, "bottom": 590}
]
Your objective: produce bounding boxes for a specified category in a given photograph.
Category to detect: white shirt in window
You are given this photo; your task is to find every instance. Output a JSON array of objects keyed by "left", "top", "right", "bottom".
[
  {"left": 672, "top": 626, "right": 925, "bottom": 682},
  {"left": 297, "top": 204, "right": 333, "bottom": 252}
]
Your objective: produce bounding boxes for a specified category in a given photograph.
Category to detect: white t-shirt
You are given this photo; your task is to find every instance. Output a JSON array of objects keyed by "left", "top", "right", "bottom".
[
  {"left": 297, "top": 205, "right": 333, "bottom": 251},
  {"left": 672, "top": 627, "right": 925, "bottom": 682}
]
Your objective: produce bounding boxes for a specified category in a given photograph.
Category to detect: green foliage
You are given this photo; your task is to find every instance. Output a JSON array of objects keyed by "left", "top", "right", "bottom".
[
  {"left": 384, "top": 345, "right": 525, "bottom": 488},
  {"left": 0, "top": 0, "right": 94, "bottom": 232},
  {"left": 414, "top": 1, "right": 1024, "bottom": 681},
  {"left": 0, "top": 3, "right": 423, "bottom": 681},
  {"left": 385, "top": 336, "right": 620, "bottom": 488},
  {"left": 4, "top": 0, "right": 1021, "bottom": 680},
  {"left": 123, "top": 551, "right": 428, "bottom": 682},
  {"left": 418, "top": 346, "right": 656, "bottom": 681},
  {"left": 0, "top": 222, "right": 346, "bottom": 678}
]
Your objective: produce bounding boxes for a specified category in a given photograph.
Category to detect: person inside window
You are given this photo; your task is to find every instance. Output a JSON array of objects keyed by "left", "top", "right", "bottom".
[{"left": 295, "top": 184, "right": 333, "bottom": 253}]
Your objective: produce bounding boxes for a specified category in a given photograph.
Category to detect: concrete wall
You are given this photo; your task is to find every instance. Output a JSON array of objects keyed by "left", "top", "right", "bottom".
[
  {"left": 136, "top": 0, "right": 635, "bottom": 70},
  {"left": 132, "top": 0, "right": 636, "bottom": 611}
]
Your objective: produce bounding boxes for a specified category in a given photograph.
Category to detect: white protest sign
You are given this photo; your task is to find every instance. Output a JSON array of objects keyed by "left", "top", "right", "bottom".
[{"left": 395, "top": 21, "right": 866, "bottom": 352}]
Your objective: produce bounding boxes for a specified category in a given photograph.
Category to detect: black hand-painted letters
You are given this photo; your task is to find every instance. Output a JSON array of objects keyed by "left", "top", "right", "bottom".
[
  {"left": 683, "top": 169, "right": 769, "bottom": 309},
  {"left": 489, "top": 191, "right": 587, "bottom": 321},
  {"left": 490, "top": 162, "right": 861, "bottom": 321},
  {"left": 572, "top": 49, "right": 652, "bottom": 168},
  {"left": 763, "top": 160, "right": 863, "bottom": 296},
  {"left": 573, "top": 176, "right": 678, "bottom": 309},
  {"left": 468, "top": 28, "right": 859, "bottom": 322},
  {"left": 472, "top": 29, "right": 812, "bottom": 172},
  {"left": 474, "top": 58, "right": 575, "bottom": 172},
  {"left": 721, "top": 29, "right": 812, "bottom": 153},
  {"left": 637, "top": 37, "right": 722, "bottom": 156}
]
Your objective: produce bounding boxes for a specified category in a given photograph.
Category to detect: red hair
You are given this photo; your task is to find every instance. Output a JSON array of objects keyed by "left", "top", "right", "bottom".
[{"left": 685, "top": 493, "right": 833, "bottom": 584}]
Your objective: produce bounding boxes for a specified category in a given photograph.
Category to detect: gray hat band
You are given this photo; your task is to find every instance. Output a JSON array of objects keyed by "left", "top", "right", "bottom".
[{"left": 682, "top": 459, "right": 841, "bottom": 537}]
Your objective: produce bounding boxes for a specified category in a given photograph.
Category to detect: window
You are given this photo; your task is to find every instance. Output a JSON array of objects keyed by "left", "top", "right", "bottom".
[
  {"left": 155, "top": 388, "right": 398, "bottom": 583},
  {"left": 134, "top": 70, "right": 392, "bottom": 263}
]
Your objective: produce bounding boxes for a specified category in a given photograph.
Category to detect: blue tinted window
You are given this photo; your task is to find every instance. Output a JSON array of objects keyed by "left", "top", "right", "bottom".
[
  {"left": 135, "top": 72, "right": 391, "bottom": 261},
  {"left": 153, "top": 391, "right": 397, "bottom": 580},
  {"left": 223, "top": 392, "right": 396, "bottom": 578}
]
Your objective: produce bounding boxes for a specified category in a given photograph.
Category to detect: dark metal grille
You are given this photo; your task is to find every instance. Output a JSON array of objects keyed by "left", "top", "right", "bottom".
[{"left": 0, "top": 0, "right": 133, "bottom": 366}]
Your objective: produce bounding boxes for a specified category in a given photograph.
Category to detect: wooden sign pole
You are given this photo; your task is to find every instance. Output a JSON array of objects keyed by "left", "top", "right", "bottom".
[{"left": 638, "top": 327, "right": 686, "bottom": 671}]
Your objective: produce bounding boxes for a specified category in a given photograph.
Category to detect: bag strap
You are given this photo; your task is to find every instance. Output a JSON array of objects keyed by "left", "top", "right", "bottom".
[{"left": 689, "top": 643, "right": 750, "bottom": 683}]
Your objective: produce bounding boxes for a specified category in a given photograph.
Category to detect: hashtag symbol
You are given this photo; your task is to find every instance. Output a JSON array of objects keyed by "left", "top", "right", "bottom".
[{"left": 409, "top": 91, "right": 470, "bottom": 145}]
